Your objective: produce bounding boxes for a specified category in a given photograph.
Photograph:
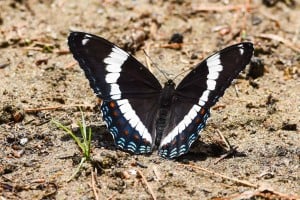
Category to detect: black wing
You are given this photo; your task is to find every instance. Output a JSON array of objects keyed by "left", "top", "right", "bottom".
[
  {"left": 68, "top": 32, "right": 162, "bottom": 154},
  {"left": 159, "top": 43, "right": 254, "bottom": 158}
]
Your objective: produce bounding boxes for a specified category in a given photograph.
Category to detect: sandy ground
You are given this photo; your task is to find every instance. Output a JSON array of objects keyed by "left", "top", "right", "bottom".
[{"left": 0, "top": 0, "right": 299, "bottom": 199}]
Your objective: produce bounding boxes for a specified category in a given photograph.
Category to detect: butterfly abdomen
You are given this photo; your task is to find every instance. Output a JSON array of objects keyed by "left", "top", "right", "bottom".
[
  {"left": 155, "top": 107, "right": 169, "bottom": 147},
  {"left": 155, "top": 80, "right": 176, "bottom": 146}
]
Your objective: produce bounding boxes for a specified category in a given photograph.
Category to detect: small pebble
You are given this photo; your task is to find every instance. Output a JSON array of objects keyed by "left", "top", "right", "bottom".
[
  {"left": 20, "top": 138, "right": 28, "bottom": 145},
  {"left": 169, "top": 33, "right": 183, "bottom": 44}
]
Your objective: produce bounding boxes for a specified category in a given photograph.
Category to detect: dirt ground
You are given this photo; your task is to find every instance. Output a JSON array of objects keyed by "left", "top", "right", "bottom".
[{"left": 0, "top": 0, "right": 299, "bottom": 199}]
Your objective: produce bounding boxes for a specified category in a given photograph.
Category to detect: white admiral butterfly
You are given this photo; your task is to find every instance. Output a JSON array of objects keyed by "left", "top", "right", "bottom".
[{"left": 68, "top": 32, "right": 253, "bottom": 159}]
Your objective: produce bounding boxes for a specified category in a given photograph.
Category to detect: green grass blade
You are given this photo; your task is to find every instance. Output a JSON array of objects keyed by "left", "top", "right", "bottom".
[{"left": 51, "top": 119, "right": 85, "bottom": 153}]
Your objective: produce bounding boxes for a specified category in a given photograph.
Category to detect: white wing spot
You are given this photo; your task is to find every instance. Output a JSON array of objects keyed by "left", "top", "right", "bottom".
[
  {"left": 129, "top": 116, "right": 139, "bottom": 128},
  {"left": 188, "top": 107, "right": 198, "bottom": 120},
  {"left": 183, "top": 115, "right": 192, "bottom": 127},
  {"left": 119, "top": 102, "right": 131, "bottom": 114},
  {"left": 117, "top": 99, "right": 129, "bottom": 106},
  {"left": 178, "top": 122, "right": 186, "bottom": 133},
  {"left": 209, "top": 64, "right": 223, "bottom": 72},
  {"left": 199, "top": 100, "right": 205, "bottom": 106},
  {"left": 135, "top": 122, "right": 144, "bottom": 133},
  {"left": 111, "top": 94, "right": 121, "bottom": 99},
  {"left": 105, "top": 61, "right": 122, "bottom": 73},
  {"left": 207, "top": 53, "right": 220, "bottom": 66},
  {"left": 110, "top": 83, "right": 121, "bottom": 95},
  {"left": 112, "top": 46, "right": 129, "bottom": 57},
  {"left": 207, "top": 79, "right": 216, "bottom": 90},
  {"left": 82, "top": 38, "right": 89, "bottom": 45},
  {"left": 141, "top": 128, "right": 150, "bottom": 141},
  {"left": 105, "top": 73, "right": 120, "bottom": 83},
  {"left": 239, "top": 48, "right": 244, "bottom": 55},
  {"left": 200, "top": 90, "right": 210, "bottom": 103},
  {"left": 84, "top": 34, "right": 92, "bottom": 38},
  {"left": 123, "top": 108, "right": 135, "bottom": 119},
  {"left": 207, "top": 72, "right": 219, "bottom": 80}
]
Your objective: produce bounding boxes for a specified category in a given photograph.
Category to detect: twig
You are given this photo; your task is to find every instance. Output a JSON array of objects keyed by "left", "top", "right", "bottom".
[
  {"left": 234, "top": 84, "right": 240, "bottom": 97},
  {"left": 214, "top": 129, "right": 241, "bottom": 164},
  {"left": 152, "top": 166, "right": 161, "bottom": 181},
  {"left": 30, "top": 179, "right": 45, "bottom": 183},
  {"left": 24, "top": 104, "right": 93, "bottom": 113},
  {"left": 106, "top": 192, "right": 118, "bottom": 200},
  {"left": 137, "top": 169, "right": 157, "bottom": 200},
  {"left": 91, "top": 169, "right": 100, "bottom": 200},
  {"left": 212, "top": 104, "right": 226, "bottom": 110},
  {"left": 23, "top": 47, "right": 45, "bottom": 51},
  {"left": 256, "top": 188, "right": 300, "bottom": 200},
  {"left": 160, "top": 43, "right": 182, "bottom": 50},
  {"left": 178, "top": 163, "right": 258, "bottom": 188},
  {"left": 225, "top": 186, "right": 300, "bottom": 200},
  {"left": 192, "top": 3, "right": 256, "bottom": 12},
  {"left": 56, "top": 49, "right": 71, "bottom": 55},
  {"left": 64, "top": 61, "right": 77, "bottom": 69},
  {"left": 256, "top": 33, "right": 300, "bottom": 53},
  {"left": 0, "top": 62, "right": 10, "bottom": 69},
  {"left": 216, "top": 129, "right": 232, "bottom": 150}
]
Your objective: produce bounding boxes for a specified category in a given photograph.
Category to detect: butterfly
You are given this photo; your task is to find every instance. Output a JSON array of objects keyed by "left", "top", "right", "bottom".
[{"left": 68, "top": 32, "right": 254, "bottom": 159}]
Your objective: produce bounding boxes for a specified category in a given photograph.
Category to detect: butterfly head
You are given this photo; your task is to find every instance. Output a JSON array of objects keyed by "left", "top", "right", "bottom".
[
  {"left": 165, "top": 79, "right": 176, "bottom": 87},
  {"left": 159, "top": 80, "right": 176, "bottom": 107}
]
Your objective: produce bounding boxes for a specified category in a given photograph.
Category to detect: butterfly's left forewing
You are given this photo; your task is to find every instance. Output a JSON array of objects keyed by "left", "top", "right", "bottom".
[
  {"left": 68, "top": 32, "right": 162, "bottom": 154},
  {"left": 159, "top": 43, "right": 254, "bottom": 158}
]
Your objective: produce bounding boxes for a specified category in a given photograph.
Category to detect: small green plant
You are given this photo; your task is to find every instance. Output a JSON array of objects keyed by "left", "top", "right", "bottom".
[{"left": 52, "top": 110, "right": 92, "bottom": 182}]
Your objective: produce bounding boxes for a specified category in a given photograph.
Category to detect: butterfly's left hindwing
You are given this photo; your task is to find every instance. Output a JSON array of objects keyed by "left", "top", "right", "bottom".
[
  {"left": 68, "top": 32, "right": 162, "bottom": 154},
  {"left": 101, "top": 100, "right": 158, "bottom": 153}
]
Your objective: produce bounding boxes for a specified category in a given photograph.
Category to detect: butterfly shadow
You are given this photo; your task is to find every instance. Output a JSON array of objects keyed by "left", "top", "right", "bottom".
[
  {"left": 60, "top": 126, "right": 246, "bottom": 161},
  {"left": 174, "top": 140, "right": 247, "bottom": 162}
]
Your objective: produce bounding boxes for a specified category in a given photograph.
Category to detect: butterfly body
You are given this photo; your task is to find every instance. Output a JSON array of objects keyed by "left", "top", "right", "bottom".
[{"left": 68, "top": 32, "right": 254, "bottom": 159}]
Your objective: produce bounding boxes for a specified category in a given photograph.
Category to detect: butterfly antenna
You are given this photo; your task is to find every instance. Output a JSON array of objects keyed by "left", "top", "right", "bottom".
[
  {"left": 142, "top": 49, "right": 169, "bottom": 81},
  {"left": 172, "top": 66, "right": 194, "bottom": 82}
]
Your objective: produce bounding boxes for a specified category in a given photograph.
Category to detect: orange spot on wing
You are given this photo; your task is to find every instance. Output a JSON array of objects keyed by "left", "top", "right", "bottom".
[
  {"left": 195, "top": 117, "right": 201, "bottom": 124},
  {"left": 124, "top": 130, "right": 129, "bottom": 136},
  {"left": 143, "top": 139, "right": 148, "bottom": 144},
  {"left": 113, "top": 111, "right": 118, "bottom": 117},
  {"left": 180, "top": 134, "right": 185, "bottom": 141},
  {"left": 133, "top": 134, "right": 140, "bottom": 140},
  {"left": 109, "top": 101, "right": 116, "bottom": 108},
  {"left": 200, "top": 108, "right": 206, "bottom": 115},
  {"left": 172, "top": 139, "right": 176, "bottom": 145}
]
